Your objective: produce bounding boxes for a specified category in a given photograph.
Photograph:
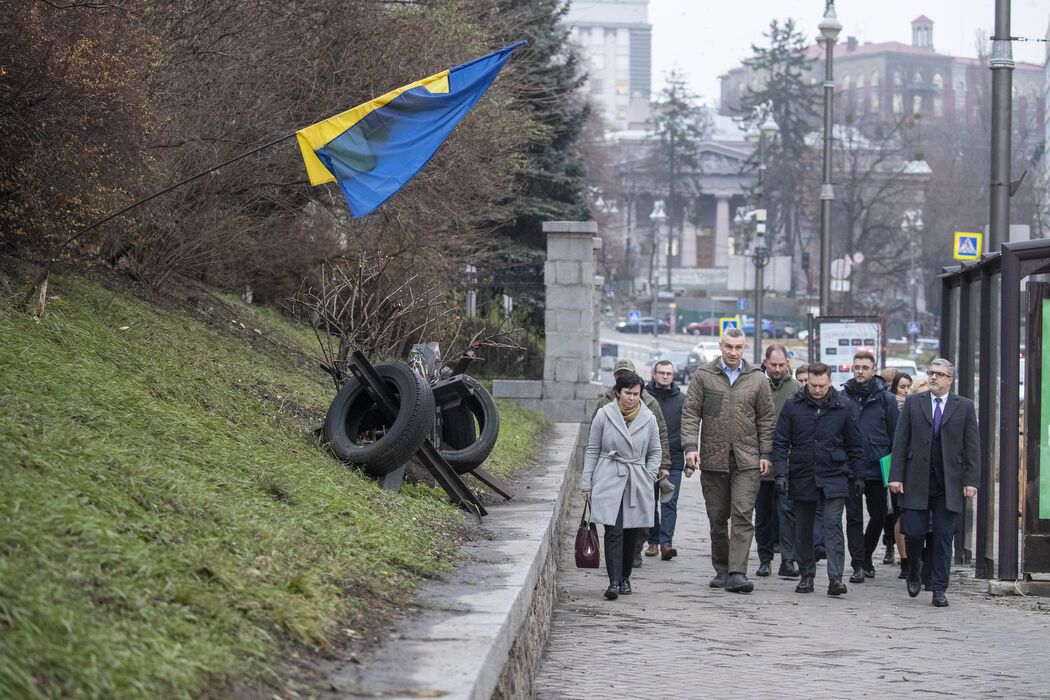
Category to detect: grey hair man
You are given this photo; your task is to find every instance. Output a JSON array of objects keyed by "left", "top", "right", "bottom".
[
  {"left": 681, "top": 327, "right": 776, "bottom": 594},
  {"left": 889, "top": 358, "right": 980, "bottom": 607}
]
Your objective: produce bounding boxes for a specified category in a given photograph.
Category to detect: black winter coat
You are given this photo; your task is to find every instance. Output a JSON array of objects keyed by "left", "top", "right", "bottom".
[
  {"left": 841, "top": 377, "right": 900, "bottom": 481},
  {"left": 772, "top": 387, "right": 866, "bottom": 501},
  {"left": 646, "top": 381, "right": 684, "bottom": 469}
]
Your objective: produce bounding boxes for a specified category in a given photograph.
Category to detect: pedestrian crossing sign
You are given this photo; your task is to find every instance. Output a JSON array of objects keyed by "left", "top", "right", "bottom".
[
  {"left": 719, "top": 317, "right": 741, "bottom": 336},
  {"left": 953, "top": 231, "right": 982, "bottom": 261}
]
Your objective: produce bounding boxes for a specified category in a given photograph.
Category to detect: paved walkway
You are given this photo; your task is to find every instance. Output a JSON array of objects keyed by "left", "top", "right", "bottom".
[{"left": 535, "top": 473, "right": 1050, "bottom": 698}]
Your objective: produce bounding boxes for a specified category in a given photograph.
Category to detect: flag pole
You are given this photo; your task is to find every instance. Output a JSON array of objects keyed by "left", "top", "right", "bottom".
[{"left": 22, "top": 131, "right": 297, "bottom": 312}]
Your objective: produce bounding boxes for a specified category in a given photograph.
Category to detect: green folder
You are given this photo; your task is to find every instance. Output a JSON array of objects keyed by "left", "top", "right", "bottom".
[{"left": 879, "top": 454, "right": 892, "bottom": 487}]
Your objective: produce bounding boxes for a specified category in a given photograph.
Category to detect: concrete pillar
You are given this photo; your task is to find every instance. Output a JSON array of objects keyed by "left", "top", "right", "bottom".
[
  {"left": 714, "top": 195, "right": 731, "bottom": 268},
  {"left": 680, "top": 220, "right": 698, "bottom": 268}
]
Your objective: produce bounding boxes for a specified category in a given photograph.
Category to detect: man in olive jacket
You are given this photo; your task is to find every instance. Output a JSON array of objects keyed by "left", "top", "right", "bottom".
[
  {"left": 754, "top": 344, "right": 801, "bottom": 579},
  {"left": 682, "top": 328, "right": 776, "bottom": 594}
]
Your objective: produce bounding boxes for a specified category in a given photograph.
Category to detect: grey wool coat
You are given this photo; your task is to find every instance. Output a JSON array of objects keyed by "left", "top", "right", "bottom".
[
  {"left": 581, "top": 402, "right": 662, "bottom": 528},
  {"left": 889, "top": 391, "right": 980, "bottom": 514}
]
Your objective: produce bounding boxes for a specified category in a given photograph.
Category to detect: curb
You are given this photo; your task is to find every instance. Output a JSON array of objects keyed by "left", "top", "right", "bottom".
[{"left": 324, "top": 422, "right": 584, "bottom": 699}]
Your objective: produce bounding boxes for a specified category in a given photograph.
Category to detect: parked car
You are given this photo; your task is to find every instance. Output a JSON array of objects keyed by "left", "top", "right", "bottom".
[
  {"left": 689, "top": 341, "right": 721, "bottom": 368},
  {"left": 616, "top": 316, "right": 670, "bottom": 334},
  {"left": 685, "top": 317, "right": 720, "bottom": 336},
  {"left": 885, "top": 357, "right": 919, "bottom": 376},
  {"left": 742, "top": 318, "right": 776, "bottom": 339}
]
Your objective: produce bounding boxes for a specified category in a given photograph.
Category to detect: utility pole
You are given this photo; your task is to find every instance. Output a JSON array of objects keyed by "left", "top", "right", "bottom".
[
  {"left": 666, "top": 109, "right": 677, "bottom": 293},
  {"left": 989, "top": 0, "right": 1016, "bottom": 581}
]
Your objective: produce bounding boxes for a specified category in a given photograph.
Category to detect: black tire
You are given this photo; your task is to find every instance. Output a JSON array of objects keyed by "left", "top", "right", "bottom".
[
  {"left": 323, "top": 363, "right": 434, "bottom": 477},
  {"left": 437, "top": 375, "right": 499, "bottom": 474}
]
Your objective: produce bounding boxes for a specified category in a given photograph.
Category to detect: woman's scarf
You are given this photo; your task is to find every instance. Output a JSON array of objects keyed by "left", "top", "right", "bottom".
[{"left": 618, "top": 398, "right": 641, "bottom": 425}]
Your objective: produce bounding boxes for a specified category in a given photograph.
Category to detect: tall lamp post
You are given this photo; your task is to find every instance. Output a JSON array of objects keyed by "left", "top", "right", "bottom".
[
  {"left": 817, "top": 1, "right": 841, "bottom": 315},
  {"left": 901, "top": 210, "right": 923, "bottom": 341},
  {"left": 746, "top": 113, "right": 779, "bottom": 364},
  {"left": 649, "top": 200, "right": 668, "bottom": 353}
]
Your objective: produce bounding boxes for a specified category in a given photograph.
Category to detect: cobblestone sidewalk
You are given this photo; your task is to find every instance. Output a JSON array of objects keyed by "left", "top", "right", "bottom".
[{"left": 535, "top": 473, "right": 1050, "bottom": 699}]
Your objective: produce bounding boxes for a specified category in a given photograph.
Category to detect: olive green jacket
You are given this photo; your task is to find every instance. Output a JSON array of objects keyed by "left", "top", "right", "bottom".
[
  {"left": 680, "top": 358, "right": 775, "bottom": 472},
  {"left": 596, "top": 388, "right": 671, "bottom": 472},
  {"left": 762, "top": 373, "right": 800, "bottom": 480}
]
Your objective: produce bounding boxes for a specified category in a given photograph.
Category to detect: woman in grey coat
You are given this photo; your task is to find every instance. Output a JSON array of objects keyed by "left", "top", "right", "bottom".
[{"left": 582, "top": 372, "right": 665, "bottom": 600}]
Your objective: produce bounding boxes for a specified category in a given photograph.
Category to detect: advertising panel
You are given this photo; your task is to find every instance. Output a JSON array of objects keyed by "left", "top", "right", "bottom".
[{"left": 816, "top": 317, "right": 882, "bottom": 389}]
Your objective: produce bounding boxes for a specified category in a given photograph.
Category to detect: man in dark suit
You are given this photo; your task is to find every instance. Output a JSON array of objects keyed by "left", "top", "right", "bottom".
[{"left": 888, "top": 358, "right": 980, "bottom": 607}]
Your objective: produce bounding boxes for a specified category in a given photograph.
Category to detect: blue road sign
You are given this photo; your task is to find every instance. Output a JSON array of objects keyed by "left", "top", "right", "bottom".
[
  {"left": 907, "top": 321, "right": 920, "bottom": 335},
  {"left": 627, "top": 310, "right": 641, "bottom": 325},
  {"left": 737, "top": 298, "right": 748, "bottom": 311}
]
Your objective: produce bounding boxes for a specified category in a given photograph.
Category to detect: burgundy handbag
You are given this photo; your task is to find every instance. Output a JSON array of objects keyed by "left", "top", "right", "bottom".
[{"left": 574, "top": 503, "right": 600, "bottom": 568}]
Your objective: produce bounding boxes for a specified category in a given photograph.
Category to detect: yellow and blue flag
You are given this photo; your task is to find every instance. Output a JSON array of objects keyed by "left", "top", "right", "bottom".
[{"left": 296, "top": 41, "right": 525, "bottom": 217}]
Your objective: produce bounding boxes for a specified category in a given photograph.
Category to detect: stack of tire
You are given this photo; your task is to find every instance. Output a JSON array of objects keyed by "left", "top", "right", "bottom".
[{"left": 322, "top": 363, "right": 499, "bottom": 478}]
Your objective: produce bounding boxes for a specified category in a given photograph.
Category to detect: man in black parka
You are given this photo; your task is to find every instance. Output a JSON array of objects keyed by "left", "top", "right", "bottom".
[
  {"left": 841, "top": 350, "right": 899, "bottom": 583},
  {"left": 772, "top": 362, "right": 866, "bottom": 596}
]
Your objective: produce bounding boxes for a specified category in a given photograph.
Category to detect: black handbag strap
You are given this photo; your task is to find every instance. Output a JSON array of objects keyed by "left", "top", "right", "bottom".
[{"left": 579, "top": 502, "right": 591, "bottom": 528}]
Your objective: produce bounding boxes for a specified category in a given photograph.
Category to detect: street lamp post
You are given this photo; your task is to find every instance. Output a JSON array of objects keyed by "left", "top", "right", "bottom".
[
  {"left": 818, "top": 1, "right": 841, "bottom": 315},
  {"left": 649, "top": 200, "right": 668, "bottom": 351},
  {"left": 747, "top": 113, "right": 779, "bottom": 364},
  {"left": 901, "top": 210, "right": 923, "bottom": 340}
]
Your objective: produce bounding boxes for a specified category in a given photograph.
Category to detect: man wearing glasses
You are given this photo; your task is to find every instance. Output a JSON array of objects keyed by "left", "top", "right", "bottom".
[{"left": 889, "top": 358, "right": 980, "bottom": 607}]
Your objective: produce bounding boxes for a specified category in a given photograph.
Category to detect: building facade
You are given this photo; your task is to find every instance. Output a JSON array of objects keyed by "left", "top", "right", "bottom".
[
  {"left": 720, "top": 16, "right": 1045, "bottom": 131},
  {"left": 566, "top": 0, "right": 652, "bottom": 130}
]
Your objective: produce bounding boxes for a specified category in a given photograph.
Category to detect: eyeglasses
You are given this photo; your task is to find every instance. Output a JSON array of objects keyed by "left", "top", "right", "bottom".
[{"left": 927, "top": 370, "right": 951, "bottom": 379}]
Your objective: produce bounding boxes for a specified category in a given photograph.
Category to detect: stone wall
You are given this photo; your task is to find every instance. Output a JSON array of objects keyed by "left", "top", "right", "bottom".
[{"left": 493, "top": 221, "right": 606, "bottom": 423}]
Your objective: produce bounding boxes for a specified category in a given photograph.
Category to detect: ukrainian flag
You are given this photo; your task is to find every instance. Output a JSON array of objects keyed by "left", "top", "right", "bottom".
[{"left": 297, "top": 41, "right": 525, "bottom": 217}]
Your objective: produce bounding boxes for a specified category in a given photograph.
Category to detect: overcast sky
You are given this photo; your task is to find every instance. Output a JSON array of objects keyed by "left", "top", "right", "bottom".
[{"left": 650, "top": 0, "right": 1050, "bottom": 105}]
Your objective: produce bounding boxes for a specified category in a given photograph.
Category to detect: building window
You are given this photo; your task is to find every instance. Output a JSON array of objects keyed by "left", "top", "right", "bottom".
[
  {"left": 591, "top": 78, "right": 603, "bottom": 95},
  {"left": 616, "top": 80, "right": 628, "bottom": 95},
  {"left": 913, "top": 94, "right": 922, "bottom": 115},
  {"left": 933, "top": 73, "right": 944, "bottom": 117}
]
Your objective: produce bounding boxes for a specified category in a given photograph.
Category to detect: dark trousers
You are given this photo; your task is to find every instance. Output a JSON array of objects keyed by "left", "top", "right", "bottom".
[
  {"left": 846, "top": 479, "right": 888, "bottom": 568},
  {"left": 604, "top": 499, "right": 638, "bottom": 585},
  {"left": 649, "top": 468, "right": 683, "bottom": 546},
  {"left": 883, "top": 490, "right": 900, "bottom": 547},
  {"left": 755, "top": 481, "right": 797, "bottom": 563},
  {"left": 901, "top": 494, "right": 958, "bottom": 592},
  {"left": 793, "top": 492, "right": 846, "bottom": 579}
]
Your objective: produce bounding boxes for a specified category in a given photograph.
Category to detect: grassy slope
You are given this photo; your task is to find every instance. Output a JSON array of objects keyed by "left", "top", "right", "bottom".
[{"left": 0, "top": 274, "right": 545, "bottom": 698}]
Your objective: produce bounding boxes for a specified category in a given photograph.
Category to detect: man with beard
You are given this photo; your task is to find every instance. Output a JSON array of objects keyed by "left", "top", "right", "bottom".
[
  {"left": 841, "top": 350, "right": 900, "bottom": 583},
  {"left": 754, "top": 345, "right": 800, "bottom": 579}
]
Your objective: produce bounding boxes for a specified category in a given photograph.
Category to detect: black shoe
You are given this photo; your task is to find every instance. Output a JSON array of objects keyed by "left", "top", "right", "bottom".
[
  {"left": 709, "top": 573, "right": 727, "bottom": 589},
  {"left": 633, "top": 555, "right": 643, "bottom": 569},
  {"left": 827, "top": 577, "right": 848, "bottom": 596},
  {"left": 724, "top": 572, "right": 755, "bottom": 593},
  {"left": 795, "top": 575, "right": 815, "bottom": 593},
  {"left": 849, "top": 566, "right": 865, "bottom": 584},
  {"left": 756, "top": 561, "right": 772, "bottom": 577},
  {"left": 604, "top": 585, "right": 618, "bottom": 600},
  {"left": 863, "top": 564, "right": 876, "bottom": 578},
  {"left": 661, "top": 545, "right": 677, "bottom": 560},
  {"left": 778, "top": 560, "right": 801, "bottom": 579},
  {"left": 882, "top": 544, "right": 895, "bottom": 565},
  {"left": 932, "top": 590, "right": 949, "bottom": 607},
  {"left": 906, "top": 550, "right": 923, "bottom": 597},
  {"left": 618, "top": 578, "right": 633, "bottom": 595},
  {"left": 815, "top": 546, "right": 827, "bottom": 561},
  {"left": 898, "top": 560, "right": 908, "bottom": 579}
]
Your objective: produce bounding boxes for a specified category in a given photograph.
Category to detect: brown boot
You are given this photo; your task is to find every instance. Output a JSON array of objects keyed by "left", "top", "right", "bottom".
[{"left": 644, "top": 543, "right": 660, "bottom": 557}]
